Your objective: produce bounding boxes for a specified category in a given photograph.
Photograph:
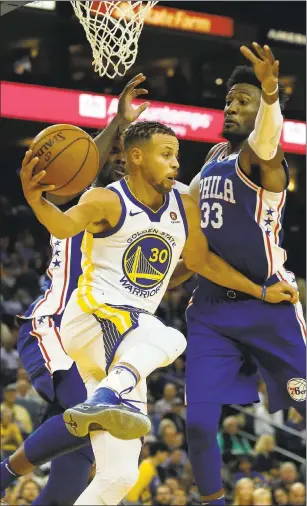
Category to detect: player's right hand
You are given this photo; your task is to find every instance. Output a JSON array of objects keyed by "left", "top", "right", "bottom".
[
  {"left": 20, "top": 150, "right": 55, "bottom": 207},
  {"left": 265, "top": 281, "right": 299, "bottom": 304},
  {"left": 117, "top": 73, "right": 149, "bottom": 124}
]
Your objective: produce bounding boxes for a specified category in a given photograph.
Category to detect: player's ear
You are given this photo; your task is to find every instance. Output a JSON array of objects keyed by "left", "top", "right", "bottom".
[{"left": 130, "top": 147, "right": 143, "bottom": 166}]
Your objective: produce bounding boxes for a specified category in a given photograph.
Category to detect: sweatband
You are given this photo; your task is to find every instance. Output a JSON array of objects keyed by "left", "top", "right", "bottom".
[{"left": 248, "top": 95, "right": 283, "bottom": 161}]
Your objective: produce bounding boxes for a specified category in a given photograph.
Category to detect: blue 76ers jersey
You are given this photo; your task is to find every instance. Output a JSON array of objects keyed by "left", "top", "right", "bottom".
[
  {"left": 21, "top": 233, "right": 83, "bottom": 319},
  {"left": 196, "top": 143, "right": 289, "bottom": 298}
]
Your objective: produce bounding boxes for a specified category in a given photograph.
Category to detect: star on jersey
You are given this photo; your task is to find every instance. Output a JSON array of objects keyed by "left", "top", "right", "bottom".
[
  {"left": 266, "top": 208, "right": 274, "bottom": 216},
  {"left": 38, "top": 316, "right": 45, "bottom": 324},
  {"left": 264, "top": 218, "right": 273, "bottom": 227},
  {"left": 265, "top": 229, "right": 271, "bottom": 236},
  {"left": 54, "top": 241, "right": 61, "bottom": 247},
  {"left": 54, "top": 250, "right": 60, "bottom": 256},
  {"left": 52, "top": 259, "right": 61, "bottom": 268}
]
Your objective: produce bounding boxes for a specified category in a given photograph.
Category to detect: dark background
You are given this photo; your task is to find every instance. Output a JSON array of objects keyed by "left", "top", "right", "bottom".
[{"left": 0, "top": 0, "right": 306, "bottom": 277}]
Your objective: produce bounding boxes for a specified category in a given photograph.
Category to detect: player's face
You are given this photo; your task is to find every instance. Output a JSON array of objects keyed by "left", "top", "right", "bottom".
[
  {"left": 222, "top": 83, "right": 261, "bottom": 142},
  {"left": 138, "top": 134, "right": 179, "bottom": 195},
  {"left": 96, "top": 139, "right": 126, "bottom": 186}
]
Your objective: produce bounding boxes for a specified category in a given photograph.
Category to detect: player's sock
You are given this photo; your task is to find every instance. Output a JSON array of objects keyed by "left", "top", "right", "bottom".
[
  {"left": 97, "top": 343, "right": 169, "bottom": 395},
  {"left": 24, "top": 414, "right": 90, "bottom": 466},
  {"left": 0, "top": 459, "right": 20, "bottom": 491},
  {"left": 187, "top": 401, "right": 224, "bottom": 502},
  {"left": 32, "top": 446, "right": 93, "bottom": 506}
]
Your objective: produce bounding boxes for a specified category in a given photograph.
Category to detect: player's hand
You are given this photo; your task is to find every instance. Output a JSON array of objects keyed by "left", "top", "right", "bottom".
[
  {"left": 20, "top": 150, "right": 55, "bottom": 207},
  {"left": 117, "top": 73, "right": 149, "bottom": 124},
  {"left": 265, "top": 281, "right": 299, "bottom": 304},
  {"left": 240, "top": 42, "right": 279, "bottom": 94}
]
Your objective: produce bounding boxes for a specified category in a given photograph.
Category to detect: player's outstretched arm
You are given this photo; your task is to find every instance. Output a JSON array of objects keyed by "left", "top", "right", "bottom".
[
  {"left": 239, "top": 42, "right": 286, "bottom": 192},
  {"left": 181, "top": 194, "right": 298, "bottom": 304},
  {"left": 20, "top": 150, "right": 119, "bottom": 239},
  {"left": 94, "top": 73, "right": 149, "bottom": 168}
]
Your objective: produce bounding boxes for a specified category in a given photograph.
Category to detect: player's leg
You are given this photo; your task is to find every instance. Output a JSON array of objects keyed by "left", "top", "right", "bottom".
[
  {"left": 32, "top": 446, "right": 94, "bottom": 506},
  {"left": 30, "top": 365, "right": 94, "bottom": 505},
  {"left": 187, "top": 403, "right": 225, "bottom": 506},
  {"left": 1, "top": 321, "right": 92, "bottom": 499},
  {"left": 61, "top": 299, "right": 186, "bottom": 439},
  {"left": 71, "top": 363, "right": 142, "bottom": 505},
  {"left": 247, "top": 299, "right": 306, "bottom": 417},
  {"left": 185, "top": 302, "right": 259, "bottom": 506}
]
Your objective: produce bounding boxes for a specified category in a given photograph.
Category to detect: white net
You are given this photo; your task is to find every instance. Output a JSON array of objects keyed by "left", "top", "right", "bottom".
[{"left": 71, "top": 1, "right": 159, "bottom": 78}]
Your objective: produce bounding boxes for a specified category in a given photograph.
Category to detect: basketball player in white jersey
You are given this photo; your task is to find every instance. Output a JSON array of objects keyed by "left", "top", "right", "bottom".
[{"left": 20, "top": 121, "right": 296, "bottom": 505}]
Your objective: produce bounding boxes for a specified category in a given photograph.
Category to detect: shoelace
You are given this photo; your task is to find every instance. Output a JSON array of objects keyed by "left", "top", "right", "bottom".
[{"left": 119, "top": 394, "right": 147, "bottom": 413}]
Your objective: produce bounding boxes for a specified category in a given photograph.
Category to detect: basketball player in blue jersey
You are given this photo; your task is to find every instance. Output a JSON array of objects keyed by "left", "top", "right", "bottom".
[
  {"left": 20, "top": 117, "right": 296, "bottom": 505},
  {"left": 0, "top": 74, "right": 150, "bottom": 505},
  {"left": 177, "top": 43, "right": 306, "bottom": 506}
]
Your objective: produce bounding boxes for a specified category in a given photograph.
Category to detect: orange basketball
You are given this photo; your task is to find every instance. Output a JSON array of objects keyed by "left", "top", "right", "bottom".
[{"left": 30, "top": 124, "right": 100, "bottom": 196}]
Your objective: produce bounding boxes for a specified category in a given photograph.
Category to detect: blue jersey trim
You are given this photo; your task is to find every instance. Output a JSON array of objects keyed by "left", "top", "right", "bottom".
[
  {"left": 173, "top": 189, "right": 188, "bottom": 239},
  {"left": 93, "top": 187, "right": 127, "bottom": 238},
  {"left": 120, "top": 178, "right": 170, "bottom": 223}
]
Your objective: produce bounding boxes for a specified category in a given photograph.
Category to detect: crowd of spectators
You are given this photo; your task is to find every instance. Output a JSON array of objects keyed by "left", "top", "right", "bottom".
[{"left": 1, "top": 194, "right": 306, "bottom": 505}]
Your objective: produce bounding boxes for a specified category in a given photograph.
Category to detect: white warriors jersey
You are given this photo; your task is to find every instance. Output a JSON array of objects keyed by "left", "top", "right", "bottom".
[{"left": 76, "top": 178, "right": 188, "bottom": 315}]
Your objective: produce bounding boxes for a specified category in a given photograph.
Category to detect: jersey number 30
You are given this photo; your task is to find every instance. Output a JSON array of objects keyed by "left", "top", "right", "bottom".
[{"left": 201, "top": 202, "right": 223, "bottom": 229}]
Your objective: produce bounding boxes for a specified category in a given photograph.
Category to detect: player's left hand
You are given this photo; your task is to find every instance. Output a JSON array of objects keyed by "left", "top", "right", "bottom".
[
  {"left": 240, "top": 42, "right": 279, "bottom": 94},
  {"left": 265, "top": 281, "right": 299, "bottom": 304},
  {"left": 117, "top": 73, "right": 149, "bottom": 124}
]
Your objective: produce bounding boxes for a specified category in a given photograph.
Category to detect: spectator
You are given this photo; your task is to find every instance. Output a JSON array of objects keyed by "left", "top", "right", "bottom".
[
  {"left": 164, "top": 477, "right": 180, "bottom": 494},
  {"left": 171, "top": 486, "right": 187, "bottom": 505},
  {"left": 288, "top": 482, "right": 306, "bottom": 506},
  {"left": 155, "top": 383, "right": 178, "bottom": 416},
  {"left": 16, "top": 367, "right": 30, "bottom": 382},
  {"left": 147, "top": 398, "right": 163, "bottom": 438},
  {"left": 162, "top": 397, "right": 186, "bottom": 435},
  {"left": 148, "top": 370, "right": 167, "bottom": 401},
  {"left": 16, "top": 378, "right": 42, "bottom": 404},
  {"left": 253, "top": 434, "right": 279, "bottom": 473},
  {"left": 12, "top": 478, "right": 42, "bottom": 505},
  {"left": 273, "top": 488, "right": 289, "bottom": 506},
  {"left": 15, "top": 379, "right": 43, "bottom": 429},
  {"left": 283, "top": 408, "right": 306, "bottom": 458},
  {"left": 163, "top": 449, "right": 188, "bottom": 479},
  {"left": 1, "top": 383, "right": 33, "bottom": 436},
  {"left": 125, "top": 442, "right": 169, "bottom": 504},
  {"left": 234, "top": 455, "right": 265, "bottom": 484},
  {"left": 160, "top": 425, "right": 183, "bottom": 451},
  {"left": 0, "top": 405, "right": 23, "bottom": 459},
  {"left": 253, "top": 487, "right": 272, "bottom": 505},
  {"left": 233, "top": 477, "right": 254, "bottom": 505},
  {"left": 168, "top": 357, "right": 185, "bottom": 382},
  {"left": 272, "top": 462, "right": 299, "bottom": 493},
  {"left": 217, "top": 416, "right": 252, "bottom": 466},
  {"left": 1, "top": 323, "right": 20, "bottom": 381},
  {"left": 153, "top": 484, "right": 173, "bottom": 506},
  {"left": 254, "top": 380, "right": 284, "bottom": 437}
]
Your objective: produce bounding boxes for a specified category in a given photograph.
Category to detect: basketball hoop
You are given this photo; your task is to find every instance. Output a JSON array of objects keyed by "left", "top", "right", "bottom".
[{"left": 71, "top": 1, "right": 158, "bottom": 79}]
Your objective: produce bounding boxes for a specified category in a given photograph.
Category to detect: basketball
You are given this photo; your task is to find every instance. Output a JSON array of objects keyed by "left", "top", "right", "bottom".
[{"left": 30, "top": 124, "right": 100, "bottom": 196}]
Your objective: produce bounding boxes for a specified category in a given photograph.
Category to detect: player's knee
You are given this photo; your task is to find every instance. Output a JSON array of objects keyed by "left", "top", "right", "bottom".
[
  {"left": 187, "top": 421, "right": 217, "bottom": 452},
  {"left": 157, "top": 327, "right": 187, "bottom": 366},
  {"left": 187, "top": 404, "right": 221, "bottom": 451}
]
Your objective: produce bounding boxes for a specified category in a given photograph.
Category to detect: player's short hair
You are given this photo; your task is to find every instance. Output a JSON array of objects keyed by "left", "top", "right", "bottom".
[
  {"left": 226, "top": 65, "right": 287, "bottom": 112},
  {"left": 123, "top": 121, "right": 176, "bottom": 150},
  {"left": 148, "top": 441, "right": 169, "bottom": 457}
]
